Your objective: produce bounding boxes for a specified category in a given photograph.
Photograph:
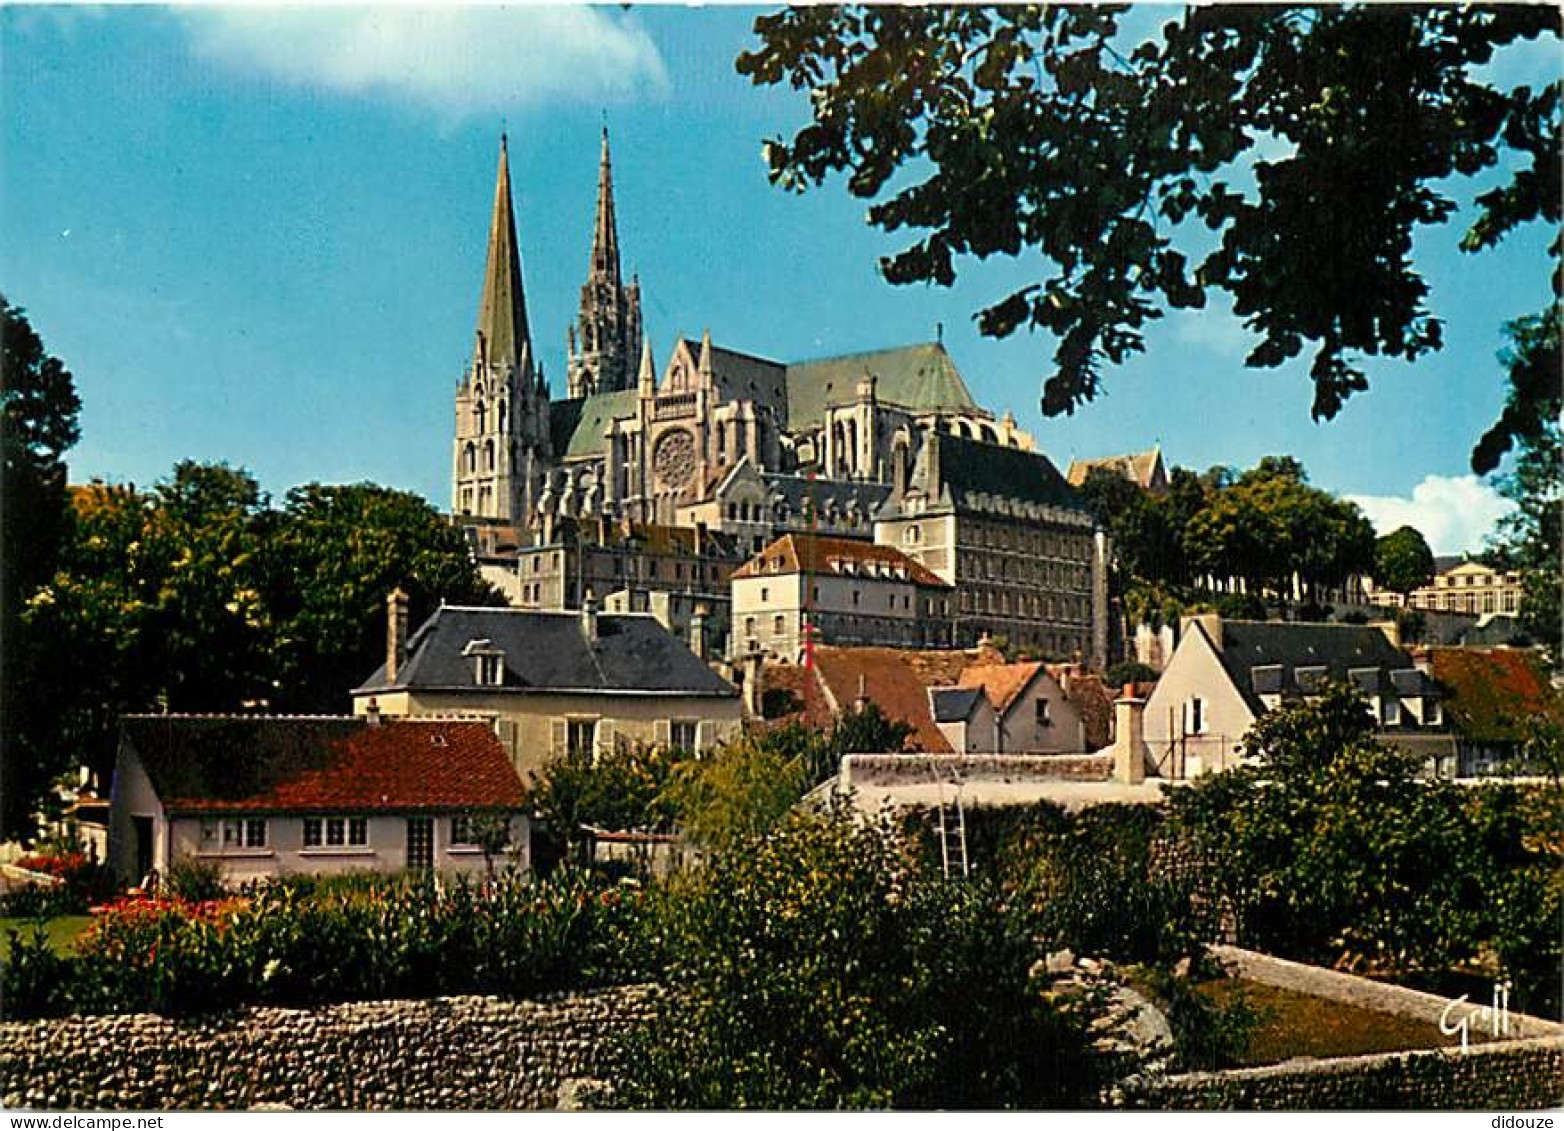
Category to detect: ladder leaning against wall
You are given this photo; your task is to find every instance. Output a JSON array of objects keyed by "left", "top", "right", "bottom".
[{"left": 932, "top": 765, "right": 969, "bottom": 879}]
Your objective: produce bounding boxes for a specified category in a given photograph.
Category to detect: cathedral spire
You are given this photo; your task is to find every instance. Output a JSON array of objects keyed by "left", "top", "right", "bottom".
[
  {"left": 474, "top": 134, "right": 532, "bottom": 372},
  {"left": 567, "top": 123, "right": 643, "bottom": 399},
  {"left": 590, "top": 124, "right": 622, "bottom": 285}
]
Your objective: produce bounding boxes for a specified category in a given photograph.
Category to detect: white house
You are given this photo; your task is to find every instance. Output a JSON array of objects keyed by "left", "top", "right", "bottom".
[
  {"left": 108, "top": 715, "right": 529, "bottom": 885},
  {"left": 1141, "top": 615, "right": 1452, "bottom": 778}
]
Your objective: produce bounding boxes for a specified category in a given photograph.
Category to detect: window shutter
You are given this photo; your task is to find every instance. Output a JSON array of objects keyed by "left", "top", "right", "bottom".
[
  {"left": 695, "top": 720, "right": 712, "bottom": 753},
  {"left": 596, "top": 720, "right": 616, "bottom": 760},
  {"left": 551, "top": 718, "right": 567, "bottom": 757},
  {"left": 653, "top": 719, "right": 670, "bottom": 747}
]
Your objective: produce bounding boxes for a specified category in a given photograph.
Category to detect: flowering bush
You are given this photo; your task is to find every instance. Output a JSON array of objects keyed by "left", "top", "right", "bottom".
[
  {"left": 0, "top": 868, "right": 662, "bottom": 1019},
  {"left": 6, "top": 851, "right": 112, "bottom": 916}
]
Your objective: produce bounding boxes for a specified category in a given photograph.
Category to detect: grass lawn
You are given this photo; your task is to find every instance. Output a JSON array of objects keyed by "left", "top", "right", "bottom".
[
  {"left": 0, "top": 915, "right": 92, "bottom": 959},
  {"left": 1198, "top": 978, "right": 1501, "bottom": 1066}
]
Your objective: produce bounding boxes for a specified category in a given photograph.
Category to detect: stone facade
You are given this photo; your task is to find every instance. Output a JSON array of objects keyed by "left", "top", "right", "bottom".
[{"left": 0, "top": 987, "right": 663, "bottom": 1112}]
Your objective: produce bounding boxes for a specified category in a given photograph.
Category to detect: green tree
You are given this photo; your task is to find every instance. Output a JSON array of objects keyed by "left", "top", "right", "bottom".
[
  {"left": 1373, "top": 525, "right": 1437, "bottom": 601},
  {"left": 739, "top": 6, "right": 1559, "bottom": 457},
  {"left": 1483, "top": 314, "right": 1561, "bottom": 655},
  {"left": 612, "top": 805, "right": 1107, "bottom": 1109},
  {"left": 1, "top": 296, "right": 83, "bottom": 835},
  {"left": 265, "top": 483, "right": 503, "bottom": 711},
  {"left": 527, "top": 741, "right": 690, "bottom": 864}
]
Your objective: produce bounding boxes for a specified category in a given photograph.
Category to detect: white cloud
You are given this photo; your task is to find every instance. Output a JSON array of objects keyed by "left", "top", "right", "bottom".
[
  {"left": 1347, "top": 474, "right": 1516, "bottom": 556},
  {"left": 180, "top": 7, "right": 669, "bottom": 118}
]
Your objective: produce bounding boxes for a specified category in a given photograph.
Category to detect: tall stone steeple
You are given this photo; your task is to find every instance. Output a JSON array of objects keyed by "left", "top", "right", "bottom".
[
  {"left": 453, "top": 135, "right": 550, "bottom": 522},
  {"left": 566, "top": 124, "right": 643, "bottom": 399}
]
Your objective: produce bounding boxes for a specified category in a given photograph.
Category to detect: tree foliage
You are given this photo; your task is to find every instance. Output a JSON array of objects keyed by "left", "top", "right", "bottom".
[
  {"left": 739, "top": 5, "right": 1560, "bottom": 457},
  {"left": 2, "top": 298, "right": 83, "bottom": 835},
  {"left": 18, "top": 465, "right": 501, "bottom": 811},
  {"left": 1373, "top": 525, "right": 1437, "bottom": 600},
  {"left": 612, "top": 805, "right": 1108, "bottom": 1109}
]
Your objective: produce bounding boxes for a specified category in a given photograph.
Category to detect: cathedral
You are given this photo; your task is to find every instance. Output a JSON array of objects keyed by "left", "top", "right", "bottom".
[{"left": 451, "top": 132, "right": 1107, "bottom": 665}]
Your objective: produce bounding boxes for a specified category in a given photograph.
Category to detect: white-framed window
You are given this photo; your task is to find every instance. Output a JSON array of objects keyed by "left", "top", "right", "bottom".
[
  {"left": 1035, "top": 699, "right": 1051, "bottom": 728},
  {"left": 1382, "top": 698, "right": 1402, "bottom": 726},
  {"left": 477, "top": 653, "right": 504, "bottom": 685},
  {"left": 200, "top": 817, "right": 268, "bottom": 852},
  {"left": 670, "top": 720, "right": 698, "bottom": 750},
  {"left": 303, "top": 816, "right": 369, "bottom": 849},
  {"left": 1185, "top": 697, "right": 1205, "bottom": 736}
]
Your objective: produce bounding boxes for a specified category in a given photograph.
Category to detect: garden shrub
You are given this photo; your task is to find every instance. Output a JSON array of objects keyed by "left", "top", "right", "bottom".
[
  {"left": 611, "top": 804, "right": 1110, "bottom": 1110},
  {"left": 0, "top": 868, "right": 662, "bottom": 1020},
  {"left": 164, "top": 856, "right": 227, "bottom": 902},
  {"left": 1137, "top": 965, "right": 1260, "bottom": 1071},
  {"left": 11, "top": 850, "right": 111, "bottom": 914}
]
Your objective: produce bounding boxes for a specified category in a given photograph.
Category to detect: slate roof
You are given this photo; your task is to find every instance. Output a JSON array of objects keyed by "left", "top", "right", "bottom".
[
  {"left": 760, "top": 473, "right": 891, "bottom": 519},
  {"left": 931, "top": 687, "right": 986, "bottom": 723},
  {"left": 554, "top": 389, "right": 639, "bottom": 461},
  {"left": 121, "top": 716, "right": 524, "bottom": 816},
  {"left": 923, "top": 433, "right": 1088, "bottom": 515},
  {"left": 1428, "top": 647, "right": 1564, "bottom": 743},
  {"left": 785, "top": 342, "right": 980, "bottom": 431},
  {"left": 355, "top": 606, "right": 737, "bottom": 698},
  {"left": 1202, "top": 619, "right": 1419, "bottom": 714},
  {"left": 732, "top": 533, "right": 950, "bottom": 588}
]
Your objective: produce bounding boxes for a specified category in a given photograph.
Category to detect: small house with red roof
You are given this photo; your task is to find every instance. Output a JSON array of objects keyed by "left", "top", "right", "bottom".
[
  {"left": 108, "top": 715, "right": 528, "bottom": 885},
  {"left": 1426, "top": 647, "right": 1564, "bottom": 776}
]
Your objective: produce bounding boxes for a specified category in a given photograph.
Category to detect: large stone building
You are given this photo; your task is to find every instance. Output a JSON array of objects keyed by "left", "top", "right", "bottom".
[{"left": 448, "top": 132, "right": 1109, "bottom": 667}]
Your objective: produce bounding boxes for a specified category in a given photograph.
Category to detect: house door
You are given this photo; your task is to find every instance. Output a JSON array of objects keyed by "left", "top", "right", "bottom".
[
  {"left": 132, "top": 817, "right": 154, "bottom": 882},
  {"left": 406, "top": 817, "right": 434, "bottom": 872}
]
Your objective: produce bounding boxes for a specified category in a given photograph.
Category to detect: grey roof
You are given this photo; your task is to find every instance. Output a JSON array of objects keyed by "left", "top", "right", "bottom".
[
  {"left": 761, "top": 473, "right": 891, "bottom": 519},
  {"left": 682, "top": 340, "right": 790, "bottom": 420},
  {"left": 897, "top": 432, "right": 1088, "bottom": 519},
  {"left": 1206, "top": 620, "right": 1416, "bottom": 715},
  {"left": 356, "top": 606, "right": 738, "bottom": 698},
  {"left": 1391, "top": 668, "right": 1442, "bottom": 700},
  {"left": 930, "top": 686, "right": 985, "bottom": 723}
]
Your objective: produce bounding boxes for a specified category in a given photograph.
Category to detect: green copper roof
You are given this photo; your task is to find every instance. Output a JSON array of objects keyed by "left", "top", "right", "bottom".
[
  {"left": 559, "top": 389, "right": 638, "bottom": 460},
  {"left": 785, "top": 342, "right": 979, "bottom": 430}
]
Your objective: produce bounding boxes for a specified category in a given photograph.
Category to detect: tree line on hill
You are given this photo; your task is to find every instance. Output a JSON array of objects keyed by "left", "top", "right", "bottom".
[{"left": 1, "top": 296, "right": 501, "bottom": 839}]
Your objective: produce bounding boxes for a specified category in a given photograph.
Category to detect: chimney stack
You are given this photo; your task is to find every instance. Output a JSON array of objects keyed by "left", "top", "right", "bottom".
[
  {"left": 742, "top": 653, "right": 764, "bottom": 718},
  {"left": 387, "top": 588, "right": 410, "bottom": 683},
  {"left": 690, "top": 601, "right": 708, "bottom": 661},
  {"left": 581, "top": 588, "right": 599, "bottom": 644},
  {"left": 1113, "top": 687, "right": 1149, "bottom": 785}
]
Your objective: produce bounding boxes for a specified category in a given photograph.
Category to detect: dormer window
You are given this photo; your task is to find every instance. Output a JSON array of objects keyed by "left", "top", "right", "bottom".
[
  {"left": 1382, "top": 698, "right": 1401, "bottom": 726},
  {"left": 463, "top": 638, "right": 505, "bottom": 686}
]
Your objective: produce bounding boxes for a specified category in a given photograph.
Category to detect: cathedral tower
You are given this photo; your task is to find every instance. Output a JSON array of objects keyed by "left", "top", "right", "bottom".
[
  {"left": 566, "top": 125, "right": 643, "bottom": 399},
  {"left": 453, "top": 135, "right": 550, "bottom": 521}
]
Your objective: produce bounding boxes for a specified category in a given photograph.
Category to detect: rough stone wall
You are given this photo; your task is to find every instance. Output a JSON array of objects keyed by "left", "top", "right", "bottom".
[
  {"left": 842, "top": 752, "right": 1113, "bottom": 787},
  {"left": 1, "top": 986, "right": 663, "bottom": 1112},
  {"left": 1114, "top": 1034, "right": 1564, "bottom": 1111}
]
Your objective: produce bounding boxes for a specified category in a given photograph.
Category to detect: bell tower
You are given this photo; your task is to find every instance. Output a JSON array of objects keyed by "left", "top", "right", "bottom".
[{"left": 453, "top": 135, "right": 550, "bottom": 521}]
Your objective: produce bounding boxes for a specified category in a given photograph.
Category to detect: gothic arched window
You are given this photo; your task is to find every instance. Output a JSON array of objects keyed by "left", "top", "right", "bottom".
[
  {"left": 464, "top": 443, "right": 476, "bottom": 474},
  {"left": 498, "top": 400, "right": 508, "bottom": 434},
  {"left": 485, "top": 440, "right": 496, "bottom": 471},
  {"left": 475, "top": 401, "right": 487, "bottom": 434}
]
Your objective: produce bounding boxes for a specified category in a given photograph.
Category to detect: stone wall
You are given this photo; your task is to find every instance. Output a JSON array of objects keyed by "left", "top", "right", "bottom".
[
  {"left": 841, "top": 752, "right": 1113, "bottom": 787},
  {"left": 1, "top": 986, "right": 663, "bottom": 1112},
  {"left": 1115, "top": 1034, "right": 1564, "bottom": 1111}
]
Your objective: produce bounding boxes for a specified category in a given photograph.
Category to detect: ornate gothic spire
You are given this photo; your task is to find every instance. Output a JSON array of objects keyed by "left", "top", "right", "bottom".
[
  {"left": 590, "top": 125, "right": 622, "bottom": 287},
  {"left": 474, "top": 134, "right": 532, "bottom": 372},
  {"left": 567, "top": 123, "right": 643, "bottom": 399}
]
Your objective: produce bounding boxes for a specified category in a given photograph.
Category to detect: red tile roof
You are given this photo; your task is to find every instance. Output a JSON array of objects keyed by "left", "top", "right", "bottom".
[
  {"left": 1428, "top": 648, "right": 1564, "bottom": 743},
  {"left": 959, "top": 661, "right": 1045, "bottom": 714},
  {"left": 732, "top": 533, "right": 949, "bottom": 588},
  {"left": 122, "top": 716, "right": 524, "bottom": 815},
  {"left": 811, "top": 647, "right": 952, "bottom": 752}
]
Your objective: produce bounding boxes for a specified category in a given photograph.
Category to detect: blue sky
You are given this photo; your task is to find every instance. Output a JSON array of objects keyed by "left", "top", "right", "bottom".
[{"left": 4, "top": 6, "right": 1557, "bottom": 552}]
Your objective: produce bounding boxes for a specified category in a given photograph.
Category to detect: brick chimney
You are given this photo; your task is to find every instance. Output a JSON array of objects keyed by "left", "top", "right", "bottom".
[{"left": 386, "top": 588, "right": 410, "bottom": 683}]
